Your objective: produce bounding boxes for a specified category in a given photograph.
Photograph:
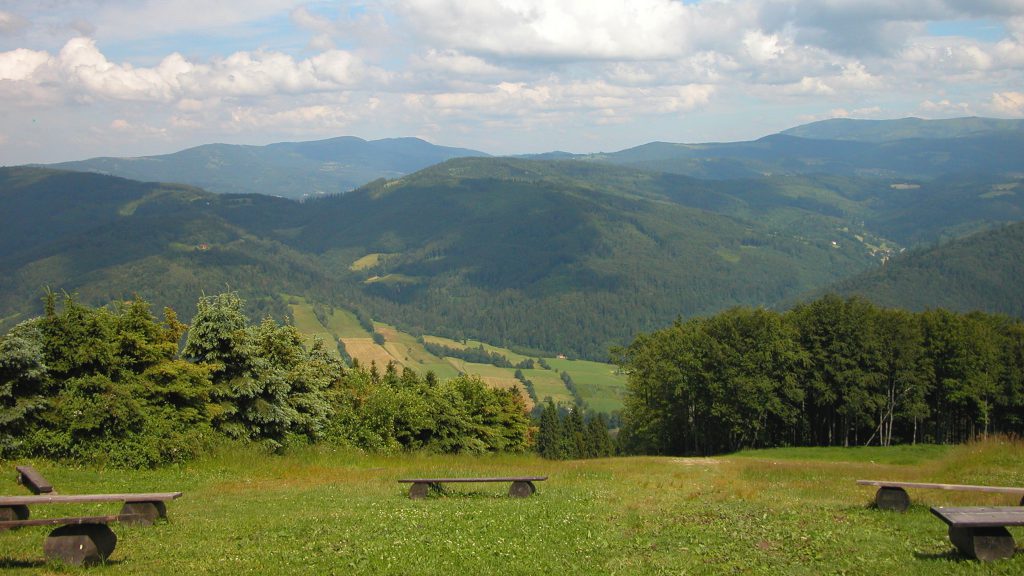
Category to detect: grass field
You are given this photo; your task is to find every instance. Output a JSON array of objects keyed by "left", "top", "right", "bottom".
[
  {"left": 545, "top": 358, "right": 627, "bottom": 414},
  {"left": 324, "top": 307, "right": 371, "bottom": 339},
  {"left": 288, "top": 299, "right": 343, "bottom": 361},
  {"left": 522, "top": 368, "right": 576, "bottom": 407},
  {"left": 2, "top": 438, "right": 1021, "bottom": 574}
]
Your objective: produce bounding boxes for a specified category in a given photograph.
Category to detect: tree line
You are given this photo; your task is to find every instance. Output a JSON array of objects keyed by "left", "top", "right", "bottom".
[
  {"left": 0, "top": 292, "right": 530, "bottom": 467},
  {"left": 536, "top": 400, "right": 614, "bottom": 460},
  {"left": 614, "top": 295, "right": 1024, "bottom": 455}
]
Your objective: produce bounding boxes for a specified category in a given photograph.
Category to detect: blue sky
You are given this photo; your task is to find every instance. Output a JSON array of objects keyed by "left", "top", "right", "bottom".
[{"left": 1, "top": 0, "right": 1022, "bottom": 164}]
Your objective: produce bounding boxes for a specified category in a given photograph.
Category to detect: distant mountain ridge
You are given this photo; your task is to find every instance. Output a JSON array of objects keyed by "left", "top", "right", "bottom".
[
  {"left": 48, "top": 136, "right": 488, "bottom": 199},
  {"left": 34, "top": 116, "right": 1024, "bottom": 198},
  {"left": 780, "top": 116, "right": 1024, "bottom": 142},
  {"left": 467, "top": 117, "right": 1024, "bottom": 181}
]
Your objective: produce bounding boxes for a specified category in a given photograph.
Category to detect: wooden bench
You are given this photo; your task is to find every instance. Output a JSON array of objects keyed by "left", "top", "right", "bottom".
[
  {"left": 15, "top": 466, "right": 55, "bottom": 495},
  {"left": 0, "top": 492, "right": 183, "bottom": 525},
  {"left": 398, "top": 476, "right": 547, "bottom": 499},
  {"left": 857, "top": 480, "right": 1024, "bottom": 512},
  {"left": 931, "top": 506, "right": 1024, "bottom": 561},
  {"left": 0, "top": 492, "right": 183, "bottom": 565}
]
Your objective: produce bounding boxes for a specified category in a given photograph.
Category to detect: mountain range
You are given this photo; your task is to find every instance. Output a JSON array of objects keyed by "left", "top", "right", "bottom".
[
  {"left": 3, "top": 116, "right": 1023, "bottom": 359},
  {"left": 48, "top": 137, "right": 488, "bottom": 199}
]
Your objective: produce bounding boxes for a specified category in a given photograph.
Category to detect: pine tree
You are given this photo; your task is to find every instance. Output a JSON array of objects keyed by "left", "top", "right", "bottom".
[{"left": 537, "top": 400, "right": 563, "bottom": 459}]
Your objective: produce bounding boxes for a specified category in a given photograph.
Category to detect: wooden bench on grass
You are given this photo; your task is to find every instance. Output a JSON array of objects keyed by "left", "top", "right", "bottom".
[
  {"left": 0, "top": 485, "right": 183, "bottom": 565},
  {"left": 16, "top": 465, "right": 55, "bottom": 495},
  {"left": 931, "top": 506, "right": 1024, "bottom": 561},
  {"left": 398, "top": 476, "right": 547, "bottom": 499},
  {"left": 857, "top": 480, "right": 1024, "bottom": 512}
]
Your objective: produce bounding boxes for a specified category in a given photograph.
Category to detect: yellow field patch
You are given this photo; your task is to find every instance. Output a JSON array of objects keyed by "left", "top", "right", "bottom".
[
  {"left": 479, "top": 376, "right": 535, "bottom": 412},
  {"left": 349, "top": 253, "right": 389, "bottom": 271},
  {"left": 341, "top": 338, "right": 402, "bottom": 369}
]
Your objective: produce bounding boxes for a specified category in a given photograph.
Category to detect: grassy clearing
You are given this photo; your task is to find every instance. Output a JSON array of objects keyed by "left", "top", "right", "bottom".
[
  {"left": 545, "top": 358, "right": 627, "bottom": 414},
  {"left": 324, "top": 307, "right": 370, "bottom": 339},
  {"left": 349, "top": 253, "right": 389, "bottom": 271},
  {"left": 523, "top": 368, "right": 575, "bottom": 407},
  {"left": 288, "top": 300, "right": 343, "bottom": 360},
  {"left": 2, "top": 439, "right": 1021, "bottom": 574}
]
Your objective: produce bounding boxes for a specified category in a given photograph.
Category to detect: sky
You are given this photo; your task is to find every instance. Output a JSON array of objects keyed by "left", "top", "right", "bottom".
[{"left": 1, "top": 0, "right": 1023, "bottom": 164}]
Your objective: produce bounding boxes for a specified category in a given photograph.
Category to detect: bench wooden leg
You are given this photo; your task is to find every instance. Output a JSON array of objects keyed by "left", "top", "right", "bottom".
[
  {"left": 948, "top": 526, "right": 1016, "bottom": 561},
  {"left": 43, "top": 523, "right": 117, "bottom": 566},
  {"left": 409, "top": 483, "right": 434, "bottom": 499},
  {"left": 508, "top": 481, "right": 536, "bottom": 498},
  {"left": 0, "top": 505, "right": 30, "bottom": 530},
  {"left": 874, "top": 487, "right": 910, "bottom": 512},
  {"left": 119, "top": 501, "right": 167, "bottom": 525}
]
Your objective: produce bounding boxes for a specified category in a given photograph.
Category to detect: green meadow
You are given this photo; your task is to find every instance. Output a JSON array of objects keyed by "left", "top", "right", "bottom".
[{"left": 2, "top": 438, "right": 1022, "bottom": 574}]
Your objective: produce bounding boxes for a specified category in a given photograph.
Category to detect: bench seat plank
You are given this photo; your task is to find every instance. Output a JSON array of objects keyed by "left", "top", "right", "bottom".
[
  {"left": 0, "top": 514, "right": 129, "bottom": 530},
  {"left": 858, "top": 480, "right": 1024, "bottom": 495},
  {"left": 931, "top": 506, "right": 1024, "bottom": 528},
  {"left": 398, "top": 477, "right": 547, "bottom": 483},
  {"left": 0, "top": 492, "right": 182, "bottom": 506},
  {"left": 15, "top": 466, "right": 55, "bottom": 495}
]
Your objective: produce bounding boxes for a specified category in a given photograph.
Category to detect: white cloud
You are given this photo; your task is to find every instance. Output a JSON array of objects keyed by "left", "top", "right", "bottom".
[
  {"left": 919, "top": 98, "right": 974, "bottom": 114},
  {"left": 413, "top": 49, "right": 509, "bottom": 77},
  {"left": 397, "top": 0, "right": 693, "bottom": 60},
  {"left": 743, "top": 30, "right": 784, "bottom": 62},
  {"left": 109, "top": 118, "right": 167, "bottom": 137},
  {"left": 990, "top": 91, "right": 1024, "bottom": 115},
  {"left": 0, "top": 37, "right": 384, "bottom": 103},
  {"left": 227, "top": 104, "right": 353, "bottom": 131},
  {"left": 0, "top": 47, "right": 49, "bottom": 81}
]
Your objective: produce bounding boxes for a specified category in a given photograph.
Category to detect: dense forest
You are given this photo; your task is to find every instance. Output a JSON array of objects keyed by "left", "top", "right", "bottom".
[
  {"left": 3, "top": 291, "right": 1023, "bottom": 466},
  {"left": 0, "top": 293, "right": 530, "bottom": 467},
  {"left": 615, "top": 295, "right": 1024, "bottom": 455}
]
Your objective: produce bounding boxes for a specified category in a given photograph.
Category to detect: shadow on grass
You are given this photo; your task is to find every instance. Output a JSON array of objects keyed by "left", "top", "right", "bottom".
[
  {"left": 913, "top": 549, "right": 968, "bottom": 562},
  {"left": 914, "top": 546, "right": 1023, "bottom": 562},
  {"left": 0, "top": 558, "right": 47, "bottom": 568},
  {"left": 404, "top": 488, "right": 537, "bottom": 500},
  {"left": 0, "top": 558, "right": 126, "bottom": 569}
]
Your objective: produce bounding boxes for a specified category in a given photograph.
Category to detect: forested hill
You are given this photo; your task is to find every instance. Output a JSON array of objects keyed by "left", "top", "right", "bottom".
[
  {"left": 828, "top": 221, "right": 1024, "bottom": 317},
  {"left": 0, "top": 162, "right": 879, "bottom": 358},
  {"left": 287, "top": 158, "right": 880, "bottom": 356},
  {"left": 0, "top": 167, "right": 325, "bottom": 327},
  {"left": 48, "top": 136, "right": 488, "bottom": 200},
  {"left": 4, "top": 150, "right": 1024, "bottom": 358}
]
